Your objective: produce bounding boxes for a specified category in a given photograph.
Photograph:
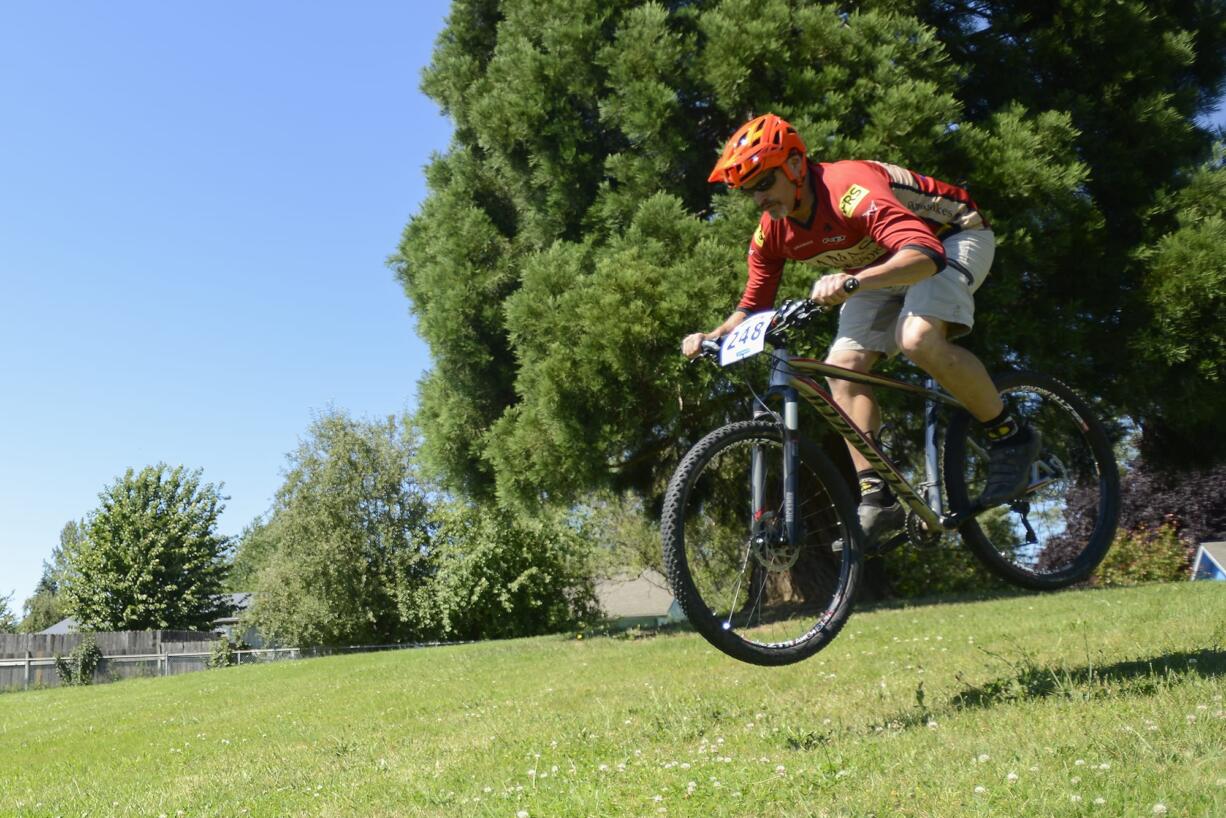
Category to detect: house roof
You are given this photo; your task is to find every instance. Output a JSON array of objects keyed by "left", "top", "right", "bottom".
[
  {"left": 594, "top": 569, "right": 677, "bottom": 618},
  {"left": 37, "top": 594, "right": 255, "bottom": 633},
  {"left": 39, "top": 617, "right": 77, "bottom": 635}
]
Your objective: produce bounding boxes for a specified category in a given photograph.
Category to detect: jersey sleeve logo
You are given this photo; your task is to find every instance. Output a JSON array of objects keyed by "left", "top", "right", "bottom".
[
  {"left": 753, "top": 225, "right": 766, "bottom": 247},
  {"left": 839, "top": 184, "right": 870, "bottom": 217}
]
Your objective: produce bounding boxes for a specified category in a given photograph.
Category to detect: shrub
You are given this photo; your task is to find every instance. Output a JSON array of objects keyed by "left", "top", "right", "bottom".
[
  {"left": 54, "top": 634, "right": 103, "bottom": 686},
  {"left": 207, "top": 636, "right": 238, "bottom": 669},
  {"left": 1093, "top": 522, "right": 1194, "bottom": 587}
]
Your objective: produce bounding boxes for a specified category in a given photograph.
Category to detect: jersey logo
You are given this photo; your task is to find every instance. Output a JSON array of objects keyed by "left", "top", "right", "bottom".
[
  {"left": 753, "top": 225, "right": 766, "bottom": 247},
  {"left": 839, "top": 184, "right": 869, "bottom": 217}
]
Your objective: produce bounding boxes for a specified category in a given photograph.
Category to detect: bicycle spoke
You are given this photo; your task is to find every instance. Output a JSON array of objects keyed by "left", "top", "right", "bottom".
[{"left": 662, "top": 421, "right": 860, "bottom": 662}]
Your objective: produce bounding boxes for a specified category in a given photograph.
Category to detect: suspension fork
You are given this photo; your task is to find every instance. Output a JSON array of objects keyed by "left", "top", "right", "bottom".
[
  {"left": 751, "top": 349, "right": 801, "bottom": 544},
  {"left": 923, "top": 377, "right": 945, "bottom": 517}
]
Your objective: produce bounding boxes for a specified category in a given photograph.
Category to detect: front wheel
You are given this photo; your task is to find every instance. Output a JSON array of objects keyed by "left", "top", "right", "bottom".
[
  {"left": 944, "top": 371, "right": 1120, "bottom": 590},
  {"left": 661, "top": 420, "right": 862, "bottom": 665}
]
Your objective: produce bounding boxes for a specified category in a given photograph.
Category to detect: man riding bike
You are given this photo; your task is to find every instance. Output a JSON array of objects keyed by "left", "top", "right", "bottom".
[{"left": 682, "top": 113, "right": 1039, "bottom": 547}]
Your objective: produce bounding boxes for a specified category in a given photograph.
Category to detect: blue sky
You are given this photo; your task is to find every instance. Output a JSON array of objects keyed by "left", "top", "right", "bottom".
[{"left": 1, "top": 2, "right": 452, "bottom": 608}]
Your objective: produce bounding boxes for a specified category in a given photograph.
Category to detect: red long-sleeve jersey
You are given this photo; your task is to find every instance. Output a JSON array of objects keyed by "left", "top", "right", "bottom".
[{"left": 737, "top": 160, "right": 988, "bottom": 313}]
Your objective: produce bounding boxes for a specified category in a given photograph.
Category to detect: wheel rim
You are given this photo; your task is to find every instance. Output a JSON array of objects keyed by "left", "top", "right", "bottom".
[
  {"left": 678, "top": 434, "right": 854, "bottom": 650},
  {"left": 958, "top": 384, "right": 1110, "bottom": 577}
]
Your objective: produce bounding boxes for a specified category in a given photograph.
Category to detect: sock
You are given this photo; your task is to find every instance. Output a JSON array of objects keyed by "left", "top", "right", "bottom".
[
  {"left": 857, "top": 469, "right": 895, "bottom": 507},
  {"left": 982, "top": 409, "right": 1029, "bottom": 446}
]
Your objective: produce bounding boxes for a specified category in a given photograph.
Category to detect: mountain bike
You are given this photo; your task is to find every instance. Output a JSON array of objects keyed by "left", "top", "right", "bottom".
[{"left": 661, "top": 290, "right": 1120, "bottom": 666}]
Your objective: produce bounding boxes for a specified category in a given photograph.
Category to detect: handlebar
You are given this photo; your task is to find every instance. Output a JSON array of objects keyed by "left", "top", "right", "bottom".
[{"left": 694, "top": 277, "right": 860, "bottom": 360}]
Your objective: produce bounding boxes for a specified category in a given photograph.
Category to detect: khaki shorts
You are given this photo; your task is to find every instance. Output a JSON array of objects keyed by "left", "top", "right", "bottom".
[{"left": 830, "top": 229, "right": 995, "bottom": 357}]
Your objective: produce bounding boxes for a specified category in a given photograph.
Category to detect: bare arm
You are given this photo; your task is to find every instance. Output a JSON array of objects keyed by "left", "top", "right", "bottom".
[
  {"left": 681, "top": 310, "right": 749, "bottom": 358},
  {"left": 809, "top": 248, "right": 939, "bottom": 306}
]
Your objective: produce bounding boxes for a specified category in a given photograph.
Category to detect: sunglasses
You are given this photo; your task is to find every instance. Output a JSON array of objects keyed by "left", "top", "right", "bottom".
[{"left": 741, "top": 169, "right": 777, "bottom": 194}]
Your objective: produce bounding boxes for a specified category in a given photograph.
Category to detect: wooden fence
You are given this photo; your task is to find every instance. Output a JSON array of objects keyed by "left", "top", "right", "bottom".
[
  {"left": 0, "top": 630, "right": 220, "bottom": 691},
  {"left": 0, "top": 634, "right": 467, "bottom": 692}
]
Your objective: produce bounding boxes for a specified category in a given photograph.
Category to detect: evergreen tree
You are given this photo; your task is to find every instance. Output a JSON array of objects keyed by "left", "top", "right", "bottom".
[
  {"left": 0, "top": 592, "right": 17, "bottom": 634},
  {"left": 18, "top": 520, "right": 79, "bottom": 632},
  {"left": 395, "top": 0, "right": 1226, "bottom": 508},
  {"left": 891, "top": 0, "right": 1226, "bottom": 463}
]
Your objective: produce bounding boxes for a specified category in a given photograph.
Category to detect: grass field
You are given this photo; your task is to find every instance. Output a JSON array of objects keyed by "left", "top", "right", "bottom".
[{"left": 2, "top": 582, "right": 1223, "bottom": 817}]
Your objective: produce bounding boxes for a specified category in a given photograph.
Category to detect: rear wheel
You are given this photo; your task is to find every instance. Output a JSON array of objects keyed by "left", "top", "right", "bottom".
[
  {"left": 661, "top": 420, "right": 862, "bottom": 665},
  {"left": 944, "top": 371, "right": 1119, "bottom": 589}
]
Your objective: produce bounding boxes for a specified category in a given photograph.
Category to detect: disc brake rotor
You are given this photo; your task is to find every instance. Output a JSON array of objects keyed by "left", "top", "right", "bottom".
[{"left": 750, "top": 511, "right": 802, "bottom": 571}]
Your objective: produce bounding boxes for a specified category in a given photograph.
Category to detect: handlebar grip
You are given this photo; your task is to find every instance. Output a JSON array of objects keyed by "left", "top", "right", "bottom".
[{"left": 700, "top": 339, "right": 722, "bottom": 354}]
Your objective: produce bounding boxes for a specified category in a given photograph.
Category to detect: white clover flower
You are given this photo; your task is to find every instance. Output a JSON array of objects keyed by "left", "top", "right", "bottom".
[
  {"left": 1098, "top": 763, "right": 1110, "bottom": 770},
  {"left": 974, "top": 785, "right": 986, "bottom": 794},
  {"left": 977, "top": 753, "right": 990, "bottom": 763},
  {"left": 1071, "top": 776, "right": 1081, "bottom": 785},
  {"left": 1006, "top": 772, "right": 1018, "bottom": 782},
  {"left": 776, "top": 765, "right": 786, "bottom": 775},
  {"left": 1075, "top": 759, "right": 1086, "bottom": 766},
  {"left": 927, "top": 720, "right": 939, "bottom": 729},
  {"left": 652, "top": 795, "right": 663, "bottom": 803},
  {"left": 1094, "top": 798, "right": 1106, "bottom": 805},
  {"left": 517, "top": 811, "right": 530, "bottom": 818},
  {"left": 1071, "top": 795, "right": 1082, "bottom": 803},
  {"left": 1153, "top": 805, "right": 1167, "bottom": 815}
]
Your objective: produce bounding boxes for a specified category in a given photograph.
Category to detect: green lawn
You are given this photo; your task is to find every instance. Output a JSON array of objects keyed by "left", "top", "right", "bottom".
[{"left": 2, "top": 582, "right": 1223, "bottom": 817}]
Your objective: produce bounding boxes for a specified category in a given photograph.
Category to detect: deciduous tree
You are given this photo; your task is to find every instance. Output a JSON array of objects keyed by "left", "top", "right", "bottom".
[
  {"left": 243, "top": 412, "right": 434, "bottom": 648},
  {"left": 60, "top": 466, "right": 230, "bottom": 631}
]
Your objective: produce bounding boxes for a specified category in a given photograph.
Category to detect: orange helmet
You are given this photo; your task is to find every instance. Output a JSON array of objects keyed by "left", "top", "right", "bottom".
[{"left": 707, "top": 113, "right": 808, "bottom": 188}]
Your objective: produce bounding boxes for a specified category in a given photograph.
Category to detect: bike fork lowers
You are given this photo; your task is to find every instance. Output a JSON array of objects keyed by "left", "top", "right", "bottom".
[{"left": 752, "top": 350, "right": 802, "bottom": 545}]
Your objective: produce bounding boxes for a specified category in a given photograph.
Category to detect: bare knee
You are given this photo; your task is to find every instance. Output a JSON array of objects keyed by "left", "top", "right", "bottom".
[
  {"left": 897, "top": 317, "right": 950, "bottom": 368},
  {"left": 824, "top": 349, "right": 878, "bottom": 397}
]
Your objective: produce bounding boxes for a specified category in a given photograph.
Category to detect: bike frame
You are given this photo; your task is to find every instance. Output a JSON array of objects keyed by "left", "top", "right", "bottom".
[{"left": 754, "top": 348, "right": 978, "bottom": 536}]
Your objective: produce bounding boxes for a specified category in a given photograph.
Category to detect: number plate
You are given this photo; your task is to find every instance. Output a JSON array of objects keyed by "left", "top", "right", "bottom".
[{"left": 719, "top": 310, "right": 774, "bottom": 366}]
